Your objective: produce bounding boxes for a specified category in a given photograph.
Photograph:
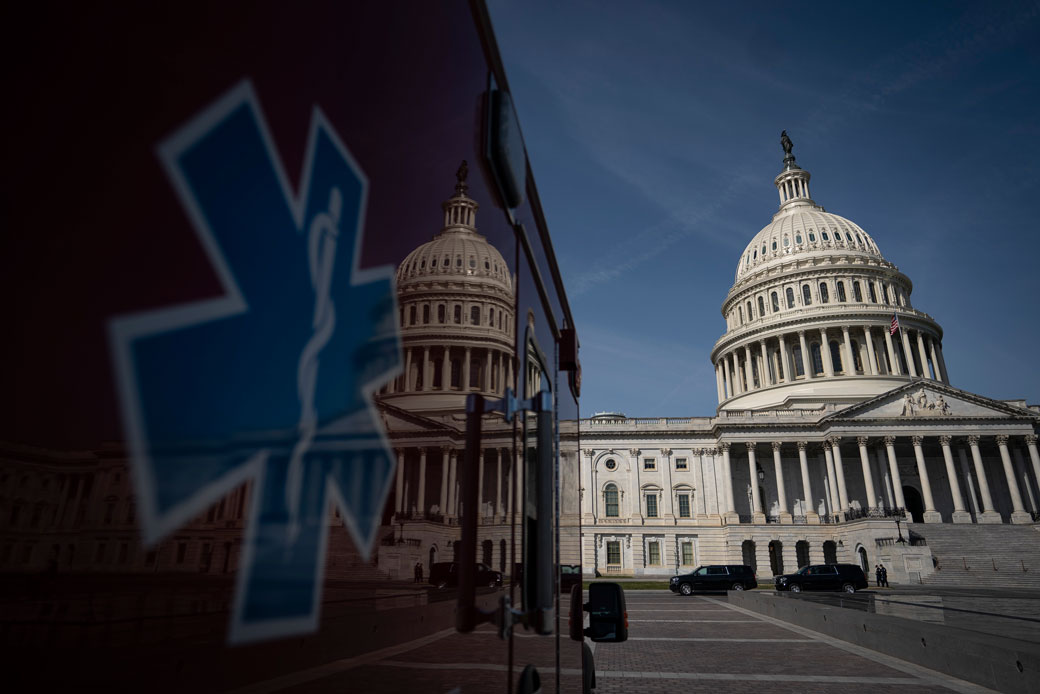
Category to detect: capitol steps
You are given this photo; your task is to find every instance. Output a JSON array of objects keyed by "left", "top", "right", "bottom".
[{"left": 912, "top": 523, "right": 1040, "bottom": 589}]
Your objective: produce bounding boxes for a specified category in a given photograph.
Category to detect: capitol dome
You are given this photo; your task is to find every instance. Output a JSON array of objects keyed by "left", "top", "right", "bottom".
[
  {"left": 710, "top": 136, "right": 948, "bottom": 412},
  {"left": 380, "top": 163, "right": 515, "bottom": 413}
]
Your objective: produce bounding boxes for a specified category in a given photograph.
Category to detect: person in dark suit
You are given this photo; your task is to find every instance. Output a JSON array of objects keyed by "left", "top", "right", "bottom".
[
  {"left": 880, "top": 564, "right": 889, "bottom": 587},
  {"left": 875, "top": 564, "right": 882, "bottom": 587}
]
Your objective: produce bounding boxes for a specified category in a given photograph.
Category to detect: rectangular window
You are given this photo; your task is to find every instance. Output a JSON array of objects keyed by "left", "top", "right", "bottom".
[
  {"left": 646, "top": 494, "right": 658, "bottom": 518},
  {"left": 678, "top": 494, "right": 691, "bottom": 518},
  {"left": 675, "top": 458, "right": 688, "bottom": 470},
  {"left": 454, "top": 305, "right": 462, "bottom": 323},
  {"left": 643, "top": 458, "right": 656, "bottom": 471},
  {"left": 682, "top": 542, "right": 694, "bottom": 566},
  {"left": 606, "top": 541, "right": 621, "bottom": 565},
  {"left": 648, "top": 541, "right": 661, "bottom": 565}
]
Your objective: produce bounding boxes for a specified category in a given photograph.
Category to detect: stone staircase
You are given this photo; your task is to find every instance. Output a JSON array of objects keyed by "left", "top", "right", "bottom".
[{"left": 913, "top": 523, "right": 1040, "bottom": 589}]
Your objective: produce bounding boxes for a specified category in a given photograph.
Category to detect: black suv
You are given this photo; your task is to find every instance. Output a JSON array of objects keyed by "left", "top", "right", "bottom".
[
  {"left": 428, "top": 562, "right": 503, "bottom": 589},
  {"left": 669, "top": 565, "right": 757, "bottom": 595},
  {"left": 774, "top": 564, "right": 868, "bottom": 593}
]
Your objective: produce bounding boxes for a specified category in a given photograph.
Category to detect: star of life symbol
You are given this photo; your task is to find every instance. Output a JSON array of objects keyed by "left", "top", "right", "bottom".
[{"left": 109, "top": 81, "right": 402, "bottom": 643}]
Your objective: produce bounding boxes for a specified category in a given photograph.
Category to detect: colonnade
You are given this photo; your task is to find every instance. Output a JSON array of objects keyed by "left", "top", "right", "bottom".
[
  {"left": 392, "top": 446, "right": 519, "bottom": 523},
  {"left": 719, "top": 433, "right": 1040, "bottom": 525},
  {"left": 714, "top": 325, "right": 949, "bottom": 402},
  {"left": 385, "top": 345, "right": 513, "bottom": 395}
]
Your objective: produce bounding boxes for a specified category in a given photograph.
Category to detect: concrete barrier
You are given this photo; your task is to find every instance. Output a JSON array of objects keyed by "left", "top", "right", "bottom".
[{"left": 729, "top": 591, "right": 1040, "bottom": 694}]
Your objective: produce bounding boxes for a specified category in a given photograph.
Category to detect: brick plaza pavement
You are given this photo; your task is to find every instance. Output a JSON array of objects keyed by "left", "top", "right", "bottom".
[
  {"left": 588, "top": 590, "right": 997, "bottom": 694},
  {"left": 230, "top": 589, "right": 999, "bottom": 693}
]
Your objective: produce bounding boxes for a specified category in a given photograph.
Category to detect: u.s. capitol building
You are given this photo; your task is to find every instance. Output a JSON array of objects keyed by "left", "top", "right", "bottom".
[{"left": 570, "top": 137, "right": 1040, "bottom": 584}]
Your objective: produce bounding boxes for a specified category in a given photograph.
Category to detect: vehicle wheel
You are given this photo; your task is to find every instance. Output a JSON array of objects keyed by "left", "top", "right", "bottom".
[
  {"left": 842, "top": 582, "right": 856, "bottom": 594},
  {"left": 790, "top": 584, "right": 802, "bottom": 593},
  {"left": 731, "top": 582, "right": 744, "bottom": 591},
  {"left": 679, "top": 583, "right": 693, "bottom": 596}
]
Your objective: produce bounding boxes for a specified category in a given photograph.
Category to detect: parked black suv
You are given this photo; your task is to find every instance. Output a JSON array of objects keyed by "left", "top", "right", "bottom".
[
  {"left": 669, "top": 565, "right": 757, "bottom": 595},
  {"left": 774, "top": 564, "right": 868, "bottom": 593},
  {"left": 429, "top": 562, "right": 503, "bottom": 589}
]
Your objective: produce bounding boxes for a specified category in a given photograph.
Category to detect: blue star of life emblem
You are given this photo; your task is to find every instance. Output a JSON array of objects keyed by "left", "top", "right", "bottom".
[{"left": 109, "top": 81, "right": 402, "bottom": 643}]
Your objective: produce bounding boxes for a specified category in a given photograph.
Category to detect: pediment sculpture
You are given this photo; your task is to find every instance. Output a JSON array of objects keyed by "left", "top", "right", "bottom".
[{"left": 900, "top": 388, "right": 952, "bottom": 417}]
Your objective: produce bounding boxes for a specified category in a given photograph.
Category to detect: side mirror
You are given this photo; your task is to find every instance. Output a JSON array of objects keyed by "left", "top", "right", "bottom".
[{"left": 584, "top": 582, "right": 627, "bottom": 643}]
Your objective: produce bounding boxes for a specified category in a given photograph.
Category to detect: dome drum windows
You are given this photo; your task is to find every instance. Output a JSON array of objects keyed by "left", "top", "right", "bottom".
[
  {"left": 422, "top": 305, "right": 430, "bottom": 324},
  {"left": 802, "top": 284, "right": 812, "bottom": 306},
  {"left": 819, "top": 282, "right": 829, "bottom": 304},
  {"left": 868, "top": 282, "right": 877, "bottom": 303},
  {"left": 757, "top": 296, "right": 765, "bottom": 316},
  {"left": 829, "top": 340, "right": 844, "bottom": 374},
  {"left": 470, "top": 305, "right": 481, "bottom": 325},
  {"left": 454, "top": 305, "right": 462, "bottom": 324},
  {"left": 852, "top": 281, "right": 863, "bottom": 302},
  {"left": 785, "top": 287, "right": 795, "bottom": 309},
  {"left": 771, "top": 291, "right": 780, "bottom": 312},
  {"left": 836, "top": 281, "right": 847, "bottom": 302},
  {"left": 746, "top": 301, "right": 754, "bottom": 321}
]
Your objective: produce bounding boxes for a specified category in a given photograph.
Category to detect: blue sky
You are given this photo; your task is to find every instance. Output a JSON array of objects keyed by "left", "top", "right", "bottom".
[{"left": 489, "top": 0, "right": 1040, "bottom": 417}]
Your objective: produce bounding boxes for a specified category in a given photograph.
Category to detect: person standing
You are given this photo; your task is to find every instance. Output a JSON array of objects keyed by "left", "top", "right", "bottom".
[
  {"left": 880, "top": 564, "right": 889, "bottom": 587},
  {"left": 875, "top": 564, "right": 882, "bottom": 587}
]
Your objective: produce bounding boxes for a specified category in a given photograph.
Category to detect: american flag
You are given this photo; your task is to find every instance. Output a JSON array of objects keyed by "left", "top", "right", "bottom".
[{"left": 890, "top": 314, "right": 899, "bottom": 335}]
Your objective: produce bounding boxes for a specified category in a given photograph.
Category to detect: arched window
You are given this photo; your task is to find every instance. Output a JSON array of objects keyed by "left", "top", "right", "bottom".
[
  {"left": 851, "top": 339, "right": 863, "bottom": 372},
  {"left": 489, "top": 308, "right": 494, "bottom": 325},
  {"left": 808, "top": 231, "right": 816, "bottom": 242},
  {"left": 810, "top": 343, "right": 823, "bottom": 375},
  {"left": 880, "top": 283, "right": 889, "bottom": 304},
  {"left": 758, "top": 296, "right": 765, "bottom": 316},
  {"left": 422, "top": 305, "right": 430, "bottom": 324},
  {"left": 868, "top": 282, "right": 877, "bottom": 303},
  {"left": 437, "top": 304, "right": 445, "bottom": 323},
  {"left": 785, "top": 287, "right": 795, "bottom": 308},
  {"left": 470, "top": 306, "right": 480, "bottom": 325},
  {"left": 771, "top": 292, "right": 780, "bottom": 312},
  {"left": 738, "top": 306, "right": 744, "bottom": 324},
  {"left": 604, "top": 484, "right": 619, "bottom": 518},
  {"left": 822, "top": 230, "right": 829, "bottom": 241},
  {"left": 746, "top": 301, "right": 753, "bottom": 320},
  {"left": 454, "top": 305, "right": 462, "bottom": 323},
  {"left": 409, "top": 305, "right": 417, "bottom": 325},
  {"left": 802, "top": 284, "right": 812, "bottom": 306},
  {"left": 819, "top": 282, "right": 829, "bottom": 304},
  {"left": 796, "top": 233, "right": 803, "bottom": 244},
  {"left": 852, "top": 281, "right": 863, "bottom": 302},
  {"left": 783, "top": 236, "right": 790, "bottom": 247},
  {"left": 836, "top": 281, "right": 847, "bottom": 302},
  {"left": 830, "top": 340, "right": 844, "bottom": 373},
  {"left": 793, "top": 345, "right": 805, "bottom": 376},
  {"left": 771, "top": 240, "right": 777, "bottom": 251}
]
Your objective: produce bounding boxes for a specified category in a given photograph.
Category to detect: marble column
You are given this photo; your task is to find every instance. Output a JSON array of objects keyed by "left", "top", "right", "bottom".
[
  {"left": 630, "top": 448, "right": 643, "bottom": 521},
  {"left": 661, "top": 449, "right": 675, "bottom": 519},
  {"left": 727, "top": 353, "right": 738, "bottom": 395},
  {"left": 483, "top": 349, "right": 492, "bottom": 392},
  {"left": 720, "top": 443, "right": 737, "bottom": 522},
  {"left": 823, "top": 446, "right": 839, "bottom": 518},
  {"left": 884, "top": 437, "right": 906, "bottom": 511},
  {"left": 968, "top": 435, "right": 1001, "bottom": 523},
  {"left": 856, "top": 437, "right": 878, "bottom": 511},
  {"left": 899, "top": 327, "right": 917, "bottom": 377},
  {"left": 778, "top": 334, "right": 792, "bottom": 384},
  {"left": 715, "top": 362, "right": 725, "bottom": 402},
  {"left": 395, "top": 449, "right": 405, "bottom": 515},
  {"left": 422, "top": 347, "right": 431, "bottom": 391},
  {"left": 911, "top": 436, "right": 941, "bottom": 523},
  {"left": 956, "top": 447, "right": 979, "bottom": 521},
  {"left": 797, "top": 441, "right": 819, "bottom": 523},
  {"left": 744, "top": 345, "right": 755, "bottom": 390},
  {"left": 916, "top": 331, "right": 931, "bottom": 379},
  {"left": 821, "top": 329, "right": 835, "bottom": 377},
  {"left": 439, "top": 448, "right": 450, "bottom": 520},
  {"left": 863, "top": 326, "right": 879, "bottom": 375},
  {"left": 829, "top": 438, "right": 850, "bottom": 511},
  {"left": 1012, "top": 447, "right": 1037, "bottom": 515},
  {"left": 927, "top": 337, "right": 943, "bottom": 383},
  {"left": 463, "top": 347, "right": 472, "bottom": 390},
  {"left": 746, "top": 443, "right": 765, "bottom": 522},
  {"left": 404, "top": 348, "right": 414, "bottom": 390},
  {"left": 772, "top": 442, "right": 791, "bottom": 522},
  {"left": 939, "top": 436, "right": 971, "bottom": 523},
  {"left": 441, "top": 347, "right": 451, "bottom": 390},
  {"left": 996, "top": 435, "right": 1031, "bottom": 523},
  {"left": 798, "top": 330, "right": 814, "bottom": 379},
  {"left": 448, "top": 450, "right": 458, "bottom": 517},
  {"left": 1025, "top": 435, "right": 1040, "bottom": 510},
  {"left": 495, "top": 449, "right": 503, "bottom": 517},
  {"left": 417, "top": 448, "right": 427, "bottom": 517},
  {"left": 694, "top": 449, "right": 708, "bottom": 518},
  {"left": 883, "top": 326, "right": 900, "bottom": 376},
  {"left": 875, "top": 444, "right": 895, "bottom": 508},
  {"left": 759, "top": 340, "right": 770, "bottom": 386},
  {"left": 842, "top": 326, "right": 856, "bottom": 375}
]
